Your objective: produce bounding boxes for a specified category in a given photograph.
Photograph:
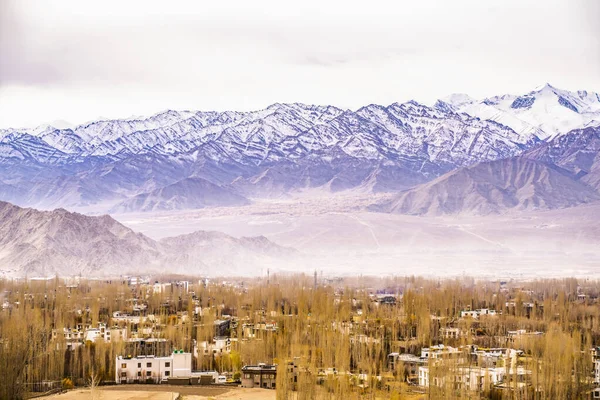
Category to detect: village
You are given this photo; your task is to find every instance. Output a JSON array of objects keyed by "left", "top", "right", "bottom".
[{"left": 2, "top": 274, "right": 600, "bottom": 399}]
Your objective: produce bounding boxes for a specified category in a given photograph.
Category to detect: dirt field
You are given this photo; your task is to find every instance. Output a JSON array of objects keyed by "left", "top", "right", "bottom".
[
  {"left": 46, "top": 386, "right": 276, "bottom": 400},
  {"left": 100, "top": 385, "right": 230, "bottom": 397},
  {"left": 184, "top": 388, "right": 276, "bottom": 399},
  {"left": 45, "top": 389, "right": 179, "bottom": 400}
]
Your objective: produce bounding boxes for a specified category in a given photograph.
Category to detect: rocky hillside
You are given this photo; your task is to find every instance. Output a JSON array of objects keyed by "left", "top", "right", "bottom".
[
  {"left": 110, "top": 177, "right": 250, "bottom": 213},
  {"left": 0, "top": 201, "right": 294, "bottom": 277},
  {"left": 372, "top": 158, "right": 600, "bottom": 216},
  {"left": 523, "top": 125, "right": 600, "bottom": 190}
]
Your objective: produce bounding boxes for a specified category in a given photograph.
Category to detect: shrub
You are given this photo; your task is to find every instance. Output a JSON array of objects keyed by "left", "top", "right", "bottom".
[{"left": 61, "top": 378, "right": 74, "bottom": 390}]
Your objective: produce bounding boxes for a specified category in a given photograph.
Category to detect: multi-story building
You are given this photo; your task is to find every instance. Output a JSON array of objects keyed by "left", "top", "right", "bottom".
[
  {"left": 387, "top": 353, "right": 425, "bottom": 381},
  {"left": 84, "top": 323, "right": 128, "bottom": 343},
  {"left": 214, "top": 319, "right": 230, "bottom": 337},
  {"left": 419, "top": 365, "right": 505, "bottom": 391},
  {"left": 440, "top": 327, "right": 465, "bottom": 340},
  {"left": 460, "top": 309, "right": 498, "bottom": 319},
  {"left": 421, "top": 344, "right": 462, "bottom": 360},
  {"left": 112, "top": 311, "right": 154, "bottom": 324},
  {"left": 241, "top": 364, "right": 277, "bottom": 389},
  {"left": 196, "top": 336, "right": 232, "bottom": 356},
  {"left": 115, "top": 350, "right": 192, "bottom": 384},
  {"left": 52, "top": 323, "right": 128, "bottom": 348},
  {"left": 241, "top": 321, "right": 278, "bottom": 338}
]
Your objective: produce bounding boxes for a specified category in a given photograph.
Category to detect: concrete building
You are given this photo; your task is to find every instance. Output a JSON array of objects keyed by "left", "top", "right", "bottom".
[
  {"left": 242, "top": 321, "right": 278, "bottom": 338},
  {"left": 115, "top": 350, "right": 192, "bottom": 384},
  {"left": 197, "top": 336, "right": 231, "bottom": 356},
  {"left": 419, "top": 365, "right": 504, "bottom": 391},
  {"left": 419, "top": 364, "right": 531, "bottom": 392},
  {"left": 112, "top": 311, "right": 154, "bottom": 324},
  {"left": 460, "top": 309, "right": 498, "bottom": 319},
  {"left": 241, "top": 364, "right": 277, "bottom": 389},
  {"left": 52, "top": 323, "right": 128, "bottom": 348},
  {"left": 440, "top": 327, "right": 465, "bottom": 340},
  {"left": 214, "top": 319, "right": 230, "bottom": 337},
  {"left": 387, "top": 353, "right": 424, "bottom": 381},
  {"left": 421, "top": 344, "right": 461, "bottom": 360},
  {"left": 84, "top": 323, "right": 128, "bottom": 343}
]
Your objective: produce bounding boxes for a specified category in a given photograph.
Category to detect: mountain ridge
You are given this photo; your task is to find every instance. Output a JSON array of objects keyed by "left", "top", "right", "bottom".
[
  {"left": 0, "top": 200, "right": 295, "bottom": 277},
  {"left": 1, "top": 84, "right": 599, "bottom": 212},
  {"left": 109, "top": 177, "right": 250, "bottom": 213},
  {"left": 370, "top": 157, "right": 600, "bottom": 216}
]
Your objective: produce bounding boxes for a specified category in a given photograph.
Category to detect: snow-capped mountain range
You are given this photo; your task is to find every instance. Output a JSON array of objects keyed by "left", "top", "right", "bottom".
[
  {"left": 438, "top": 83, "right": 600, "bottom": 140},
  {"left": 1, "top": 84, "right": 599, "bottom": 212}
]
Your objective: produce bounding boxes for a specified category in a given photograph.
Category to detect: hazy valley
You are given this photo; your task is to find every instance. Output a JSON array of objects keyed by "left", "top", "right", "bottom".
[{"left": 110, "top": 195, "right": 600, "bottom": 280}]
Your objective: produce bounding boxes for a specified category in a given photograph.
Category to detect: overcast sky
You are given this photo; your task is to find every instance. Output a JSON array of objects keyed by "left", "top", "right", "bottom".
[{"left": 1, "top": 0, "right": 599, "bottom": 129}]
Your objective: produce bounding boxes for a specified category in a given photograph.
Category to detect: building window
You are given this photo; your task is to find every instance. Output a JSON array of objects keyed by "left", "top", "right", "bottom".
[
  {"left": 137, "top": 372, "right": 141, "bottom": 377},
  {"left": 165, "top": 362, "right": 170, "bottom": 367},
  {"left": 165, "top": 371, "right": 170, "bottom": 376},
  {"left": 138, "top": 363, "right": 141, "bottom": 368},
  {"left": 146, "top": 371, "right": 152, "bottom": 377},
  {"left": 147, "top": 362, "right": 152, "bottom": 368},
  {"left": 121, "top": 372, "right": 127, "bottom": 378},
  {"left": 121, "top": 363, "right": 127, "bottom": 369}
]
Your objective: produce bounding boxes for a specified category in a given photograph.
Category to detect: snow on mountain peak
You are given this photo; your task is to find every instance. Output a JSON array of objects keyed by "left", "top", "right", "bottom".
[
  {"left": 444, "top": 84, "right": 600, "bottom": 140},
  {"left": 3, "top": 84, "right": 600, "bottom": 212},
  {"left": 532, "top": 82, "right": 556, "bottom": 92},
  {"left": 438, "top": 93, "right": 475, "bottom": 108}
]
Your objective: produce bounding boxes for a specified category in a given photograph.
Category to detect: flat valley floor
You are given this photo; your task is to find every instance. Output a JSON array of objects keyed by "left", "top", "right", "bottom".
[{"left": 114, "top": 194, "right": 600, "bottom": 279}]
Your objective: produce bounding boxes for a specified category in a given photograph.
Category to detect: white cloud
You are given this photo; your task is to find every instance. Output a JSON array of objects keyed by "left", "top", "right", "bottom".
[{"left": 1, "top": 0, "right": 599, "bottom": 128}]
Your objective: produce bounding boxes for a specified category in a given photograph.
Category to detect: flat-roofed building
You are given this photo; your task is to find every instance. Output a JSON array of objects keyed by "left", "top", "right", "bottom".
[
  {"left": 241, "top": 364, "right": 277, "bottom": 389},
  {"left": 115, "top": 350, "right": 191, "bottom": 384}
]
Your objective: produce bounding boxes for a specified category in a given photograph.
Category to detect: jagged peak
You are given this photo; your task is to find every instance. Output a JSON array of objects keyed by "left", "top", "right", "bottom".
[
  {"left": 438, "top": 93, "right": 475, "bottom": 108},
  {"left": 355, "top": 103, "right": 387, "bottom": 113},
  {"left": 532, "top": 82, "right": 556, "bottom": 92}
]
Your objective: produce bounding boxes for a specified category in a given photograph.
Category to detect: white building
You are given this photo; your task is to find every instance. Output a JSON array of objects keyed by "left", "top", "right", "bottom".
[
  {"left": 53, "top": 323, "right": 128, "bottom": 346},
  {"left": 440, "top": 327, "right": 465, "bottom": 339},
  {"left": 197, "top": 336, "right": 232, "bottom": 356},
  {"left": 116, "top": 351, "right": 192, "bottom": 384},
  {"left": 242, "top": 321, "right": 278, "bottom": 338},
  {"left": 112, "top": 311, "right": 154, "bottom": 324},
  {"left": 53, "top": 327, "right": 85, "bottom": 341},
  {"left": 507, "top": 329, "right": 543, "bottom": 340},
  {"left": 460, "top": 309, "right": 497, "bottom": 319},
  {"left": 419, "top": 365, "right": 530, "bottom": 392},
  {"left": 419, "top": 365, "right": 504, "bottom": 391},
  {"left": 84, "top": 323, "right": 128, "bottom": 343},
  {"left": 421, "top": 344, "right": 461, "bottom": 360}
]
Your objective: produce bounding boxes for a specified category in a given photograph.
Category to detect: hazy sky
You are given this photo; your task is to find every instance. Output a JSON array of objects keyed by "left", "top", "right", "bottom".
[{"left": 1, "top": 0, "right": 599, "bottom": 129}]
